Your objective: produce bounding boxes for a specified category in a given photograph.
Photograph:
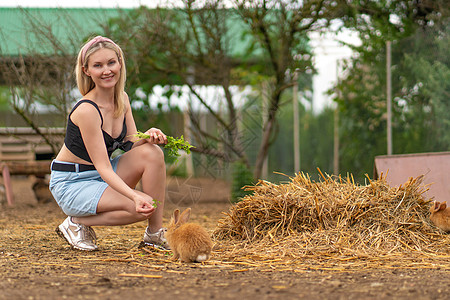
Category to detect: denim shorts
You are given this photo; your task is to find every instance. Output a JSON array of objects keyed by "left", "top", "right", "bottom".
[{"left": 49, "top": 156, "right": 121, "bottom": 217}]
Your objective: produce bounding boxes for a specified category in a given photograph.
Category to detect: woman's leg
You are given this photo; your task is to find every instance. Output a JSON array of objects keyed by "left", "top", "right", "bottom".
[{"left": 73, "top": 143, "right": 166, "bottom": 228}]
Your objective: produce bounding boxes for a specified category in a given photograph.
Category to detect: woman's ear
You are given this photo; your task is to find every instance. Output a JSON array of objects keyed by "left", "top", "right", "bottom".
[{"left": 82, "top": 66, "right": 90, "bottom": 77}]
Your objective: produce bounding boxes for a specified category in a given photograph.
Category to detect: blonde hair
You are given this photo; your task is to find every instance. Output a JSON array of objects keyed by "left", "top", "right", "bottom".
[{"left": 75, "top": 37, "right": 126, "bottom": 117}]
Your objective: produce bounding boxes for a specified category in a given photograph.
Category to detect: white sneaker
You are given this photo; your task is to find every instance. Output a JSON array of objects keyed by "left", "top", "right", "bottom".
[
  {"left": 56, "top": 217, "right": 98, "bottom": 251},
  {"left": 143, "top": 227, "right": 170, "bottom": 250}
]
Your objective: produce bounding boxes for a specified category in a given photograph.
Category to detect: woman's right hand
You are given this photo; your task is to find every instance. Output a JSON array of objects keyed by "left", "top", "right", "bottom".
[
  {"left": 143, "top": 128, "right": 167, "bottom": 145},
  {"left": 133, "top": 193, "right": 156, "bottom": 217}
]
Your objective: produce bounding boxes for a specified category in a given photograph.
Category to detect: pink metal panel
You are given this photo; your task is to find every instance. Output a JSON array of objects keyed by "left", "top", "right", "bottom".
[{"left": 374, "top": 152, "right": 450, "bottom": 204}]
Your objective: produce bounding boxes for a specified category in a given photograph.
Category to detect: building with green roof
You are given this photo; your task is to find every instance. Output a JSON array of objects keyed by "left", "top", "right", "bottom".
[
  {"left": 0, "top": 6, "right": 256, "bottom": 57},
  {"left": 0, "top": 7, "right": 128, "bottom": 56},
  {"left": 0, "top": 6, "right": 258, "bottom": 86}
]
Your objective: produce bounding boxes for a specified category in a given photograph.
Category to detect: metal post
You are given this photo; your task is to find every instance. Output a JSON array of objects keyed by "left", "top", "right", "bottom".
[
  {"left": 293, "top": 70, "right": 300, "bottom": 173},
  {"left": 334, "top": 62, "right": 340, "bottom": 175},
  {"left": 386, "top": 41, "right": 392, "bottom": 155},
  {"left": 183, "top": 110, "right": 194, "bottom": 176},
  {"left": 333, "top": 107, "right": 339, "bottom": 176},
  {"left": 262, "top": 82, "right": 269, "bottom": 178}
]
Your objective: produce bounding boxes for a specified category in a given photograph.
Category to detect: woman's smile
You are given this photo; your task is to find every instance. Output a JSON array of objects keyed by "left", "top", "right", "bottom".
[{"left": 101, "top": 74, "right": 115, "bottom": 80}]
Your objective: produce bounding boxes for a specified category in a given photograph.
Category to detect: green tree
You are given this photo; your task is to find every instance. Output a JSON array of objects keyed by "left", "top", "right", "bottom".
[
  {"left": 106, "top": 5, "right": 251, "bottom": 167},
  {"left": 106, "top": 0, "right": 336, "bottom": 179},
  {"left": 233, "top": 0, "right": 336, "bottom": 178},
  {"left": 332, "top": 0, "right": 450, "bottom": 180}
]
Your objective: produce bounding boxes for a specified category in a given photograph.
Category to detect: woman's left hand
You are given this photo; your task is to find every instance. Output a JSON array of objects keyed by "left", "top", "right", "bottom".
[{"left": 144, "top": 128, "right": 167, "bottom": 145}]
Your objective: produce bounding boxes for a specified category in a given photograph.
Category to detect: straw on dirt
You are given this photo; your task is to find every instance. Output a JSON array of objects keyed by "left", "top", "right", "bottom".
[{"left": 214, "top": 171, "right": 450, "bottom": 260}]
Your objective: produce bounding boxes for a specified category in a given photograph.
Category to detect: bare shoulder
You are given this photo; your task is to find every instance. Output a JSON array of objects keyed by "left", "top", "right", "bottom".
[
  {"left": 123, "top": 91, "right": 131, "bottom": 106},
  {"left": 71, "top": 101, "right": 102, "bottom": 125},
  {"left": 123, "top": 92, "right": 133, "bottom": 114}
]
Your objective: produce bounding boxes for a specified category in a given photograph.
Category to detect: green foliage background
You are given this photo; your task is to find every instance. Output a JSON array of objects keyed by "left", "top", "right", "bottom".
[
  {"left": 333, "top": 10, "right": 449, "bottom": 181},
  {"left": 1, "top": 2, "right": 448, "bottom": 187}
]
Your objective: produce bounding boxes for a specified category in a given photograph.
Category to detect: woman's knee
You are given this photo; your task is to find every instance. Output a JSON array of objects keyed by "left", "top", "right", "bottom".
[
  {"left": 140, "top": 143, "right": 165, "bottom": 166},
  {"left": 132, "top": 212, "right": 150, "bottom": 223}
]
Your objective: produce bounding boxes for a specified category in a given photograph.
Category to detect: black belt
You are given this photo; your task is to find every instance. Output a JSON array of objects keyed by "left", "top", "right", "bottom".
[{"left": 51, "top": 162, "right": 96, "bottom": 172}]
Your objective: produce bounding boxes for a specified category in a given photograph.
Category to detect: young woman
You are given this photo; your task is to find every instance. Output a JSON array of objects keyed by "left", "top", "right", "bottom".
[{"left": 49, "top": 36, "right": 168, "bottom": 251}]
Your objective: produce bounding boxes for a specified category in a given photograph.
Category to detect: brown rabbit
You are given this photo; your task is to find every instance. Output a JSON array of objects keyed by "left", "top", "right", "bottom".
[
  {"left": 166, "top": 208, "right": 213, "bottom": 263},
  {"left": 429, "top": 201, "right": 450, "bottom": 232}
]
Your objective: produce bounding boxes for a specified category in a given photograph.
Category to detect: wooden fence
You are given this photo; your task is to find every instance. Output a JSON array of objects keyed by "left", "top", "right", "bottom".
[
  {"left": 0, "top": 127, "right": 64, "bottom": 162},
  {"left": 0, "top": 127, "right": 64, "bottom": 206}
]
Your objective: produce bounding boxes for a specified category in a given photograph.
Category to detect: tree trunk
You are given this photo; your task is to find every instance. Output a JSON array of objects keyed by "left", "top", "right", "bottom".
[
  {"left": 254, "top": 114, "right": 275, "bottom": 179},
  {"left": 253, "top": 81, "right": 284, "bottom": 179}
]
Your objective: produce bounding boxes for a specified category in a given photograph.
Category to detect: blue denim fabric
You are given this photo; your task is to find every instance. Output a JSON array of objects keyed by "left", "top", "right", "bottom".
[{"left": 49, "top": 156, "right": 121, "bottom": 217}]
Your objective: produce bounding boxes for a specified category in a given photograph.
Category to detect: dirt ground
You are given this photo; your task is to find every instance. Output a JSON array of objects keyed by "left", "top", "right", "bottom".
[{"left": 1, "top": 176, "right": 449, "bottom": 300}]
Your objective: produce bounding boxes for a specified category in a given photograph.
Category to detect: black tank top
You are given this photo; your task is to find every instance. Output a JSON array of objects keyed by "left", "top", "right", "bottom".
[{"left": 64, "top": 99, "right": 133, "bottom": 163}]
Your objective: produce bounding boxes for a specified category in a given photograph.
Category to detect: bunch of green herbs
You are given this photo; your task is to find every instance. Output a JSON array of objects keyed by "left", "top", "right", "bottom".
[{"left": 133, "top": 131, "right": 194, "bottom": 162}]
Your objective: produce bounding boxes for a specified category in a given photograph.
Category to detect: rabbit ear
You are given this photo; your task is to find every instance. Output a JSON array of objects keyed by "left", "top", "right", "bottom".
[
  {"left": 433, "top": 201, "right": 441, "bottom": 211},
  {"left": 439, "top": 202, "right": 447, "bottom": 211},
  {"left": 173, "top": 209, "right": 181, "bottom": 224},
  {"left": 178, "top": 208, "right": 192, "bottom": 224}
]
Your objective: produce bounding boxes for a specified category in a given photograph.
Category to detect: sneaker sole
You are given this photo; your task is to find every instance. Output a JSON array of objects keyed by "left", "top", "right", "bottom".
[
  {"left": 55, "top": 225, "right": 97, "bottom": 251},
  {"left": 142, "top": 241, "right": 170, "bottom": 251}
]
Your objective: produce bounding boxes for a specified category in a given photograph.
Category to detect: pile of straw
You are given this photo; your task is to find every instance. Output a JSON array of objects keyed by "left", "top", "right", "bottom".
[{"left": 214, "top": 171, "right": 449, "bottom": 257}]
